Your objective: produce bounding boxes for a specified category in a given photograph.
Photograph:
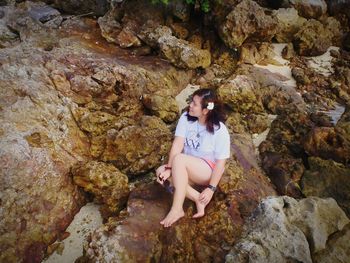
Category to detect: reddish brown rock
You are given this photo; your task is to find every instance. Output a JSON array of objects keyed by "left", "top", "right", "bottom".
[
  {"left": 303, "top": 127, "right": 350, "bottom": 164},
  {"left": 84, "top": 135, "right": 276, "bottom": 262}
]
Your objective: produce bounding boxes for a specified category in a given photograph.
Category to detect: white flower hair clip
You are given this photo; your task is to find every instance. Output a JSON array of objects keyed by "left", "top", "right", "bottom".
[{"left": 207, "top": 102, "right": 214, "bottom": 110}]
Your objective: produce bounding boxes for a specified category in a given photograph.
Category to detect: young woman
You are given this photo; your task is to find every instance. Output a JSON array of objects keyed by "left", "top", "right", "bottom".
[{"left": 156, "top": 88, "right": 230, "bottom": 227}]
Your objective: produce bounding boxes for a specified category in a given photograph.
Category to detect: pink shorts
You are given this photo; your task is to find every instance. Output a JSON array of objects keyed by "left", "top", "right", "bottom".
[{"left": 201, "top": 158, "right": 216, "bottom": 170}]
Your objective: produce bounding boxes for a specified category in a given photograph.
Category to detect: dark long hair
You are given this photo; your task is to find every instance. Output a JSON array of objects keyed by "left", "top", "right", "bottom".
[{"left": 186, "top": 88, "right": 225, "bottom": 133}]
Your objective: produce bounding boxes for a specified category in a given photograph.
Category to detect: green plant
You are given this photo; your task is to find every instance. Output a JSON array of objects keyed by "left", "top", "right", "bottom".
[{"left": 151, "top": 0, "right": 211, "bottom": 13}]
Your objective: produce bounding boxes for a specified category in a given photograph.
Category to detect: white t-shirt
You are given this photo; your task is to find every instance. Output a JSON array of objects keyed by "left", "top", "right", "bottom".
[{"left": 175, "top": 112, "right": 230, "bottom": 163}]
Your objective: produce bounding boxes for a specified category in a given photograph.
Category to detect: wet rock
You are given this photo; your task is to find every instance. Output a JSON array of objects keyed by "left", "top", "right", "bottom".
[
  {"left": 301, "top": 157, "right": 350, "bottom": 216},
  {"left": 102, "top": 116, "right": 172, "bottom": 175},
  {"left": 226, "top": 196, "right": 350, "bottom": 263},
  {"left": 158, "top": 35, "right": 211, "bottom": 69},
  {"left": 288, "top": 0, "right": 327, "bottom": 19},
  {"left": 273, "top": 7, "right": 307, "bottom": 43},
  {"left": 293, "top": 18, "right": 340, "bottom": 56},
  {"left": 219, "top": 0, "right": 278, "bottom": 48},
  {"left": 72, "top": 161, "right": 129, "bottom": 218}
]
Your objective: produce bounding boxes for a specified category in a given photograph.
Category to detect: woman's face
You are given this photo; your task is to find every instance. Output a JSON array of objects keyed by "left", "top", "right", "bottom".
[{"left": 189, "top": 95, "right": 206, "bottom": 118}]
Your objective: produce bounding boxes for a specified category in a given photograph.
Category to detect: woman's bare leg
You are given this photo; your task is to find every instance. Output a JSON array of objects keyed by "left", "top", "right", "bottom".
[
  {"left": 164, "top": 177, "right": 205, "bottom": 218},
  {"left": 160, "top": 154, "right": 212, "bottom": 227}
]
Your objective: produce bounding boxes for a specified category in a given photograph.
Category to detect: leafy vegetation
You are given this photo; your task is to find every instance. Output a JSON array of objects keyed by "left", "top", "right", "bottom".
[{"left": 151, "top": 0, "right": 211, "bottom": 13}]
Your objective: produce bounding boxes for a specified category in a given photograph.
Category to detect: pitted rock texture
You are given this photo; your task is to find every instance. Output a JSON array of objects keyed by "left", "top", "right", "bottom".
[
  {"left": 158, "top": 35, "right": 211, "bottom": 69},
  {"left": 72, "top": 161, "right": 129, "bottom": 218},
  {"left": 301, "top": 157, "right": 350, "bottom": 217},
  {"left": 102, "top": 115, "right": 173, "bottom": 175},
  {"left": 225, "top": 196, "right": 350, "bottom": 263},
  {"left": 83, "top": 135, "right": 276, "bottom": 262},
  {"left": 219, "top": 0, "right": 278, "bottom": 48},
  {"left": 0, "top": 8, "right": 192, "bottom": 262}
]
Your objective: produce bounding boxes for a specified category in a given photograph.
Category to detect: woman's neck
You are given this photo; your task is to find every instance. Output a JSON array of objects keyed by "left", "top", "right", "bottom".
[{"left": 198, "top": 115, "right": 206, "bottom": 125}]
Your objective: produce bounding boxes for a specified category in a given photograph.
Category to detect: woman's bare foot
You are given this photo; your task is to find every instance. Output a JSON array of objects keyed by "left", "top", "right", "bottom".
[
  {"left": 193, "top": 200, "right": 206, "bottom": 218},
  {"left": 160, "top": 209, "right": 185, "bottom": 227}
]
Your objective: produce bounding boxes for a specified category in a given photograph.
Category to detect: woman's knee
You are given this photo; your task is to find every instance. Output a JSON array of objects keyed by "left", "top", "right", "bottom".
[{"left": 172, "top": 153, "right": 187, "bottom": 167}]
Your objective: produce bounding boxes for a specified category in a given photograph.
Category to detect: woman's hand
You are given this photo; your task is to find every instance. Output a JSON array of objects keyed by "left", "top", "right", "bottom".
[
  {"left": 156, "top": 166, "right": 171, "bottom": 185},
  {"left": 199, "top": 188, "right": 214, "bottom": 205}
]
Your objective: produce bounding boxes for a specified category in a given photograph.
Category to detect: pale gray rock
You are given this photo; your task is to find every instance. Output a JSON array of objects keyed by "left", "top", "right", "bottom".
[
  {"left": 226, "top": 196, "right": 350, "bottom": 263},
  {"left": 273, "top": 8, "right": 307, "bottom": 43}
]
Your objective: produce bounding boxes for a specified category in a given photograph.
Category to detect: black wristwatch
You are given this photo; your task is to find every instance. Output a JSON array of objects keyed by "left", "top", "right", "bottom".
[{"left": 207, "top": 184, "right": 217, "bottom": 192}]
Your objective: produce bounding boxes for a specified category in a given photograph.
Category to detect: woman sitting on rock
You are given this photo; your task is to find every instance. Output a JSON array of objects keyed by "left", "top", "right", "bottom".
[{"left": 156, "top": 88, "right": 230, "bottom": 227}]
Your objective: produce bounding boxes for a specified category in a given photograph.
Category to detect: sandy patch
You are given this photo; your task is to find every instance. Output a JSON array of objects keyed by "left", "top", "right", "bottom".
[
  {"left": 43, "top": 202, "right": 102, "bottom": 263},
  {"left": 306, "top": 46, "right": 339, "bottom": 76},
  {"left": 255, "top": 43, "right": 297, "bottom": 87}
]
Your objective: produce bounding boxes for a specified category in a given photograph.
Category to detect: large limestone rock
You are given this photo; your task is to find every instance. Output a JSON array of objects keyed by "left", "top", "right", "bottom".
[
  {"left": 217, "top": 75, "right": 265, "bottom": 114},
  {"left": 83, "top": 133, "right": 276, "bottom": 262},
  {"left": 273, "top": 8, "right": 307, "bottom": 43},
  {"left": 294, "top": 18, "right": 341, "bottom": 56},
  {"left": 72, "top": 161, "right": 129, "bottom": 218},
  {"left": 0, "top": 47, "right": 90, "bottom": 263},
  {"left": 259, "top": 107, "right": 314, "bottom": 197},
  {"left": 158, "top": 35, "right": 211, "bottom": 69},
  {"left": 102, "top": 116, "right": 173, "bottom": 175},
  {"left": 219, "top": 0, "right": 278, "bottom": 48},
  {"left": 0, "top": 7, "right": 192, "bottom": 262},
  {"left": 226, "top": 196, "right": 350, "bottom": 263},
  {"left": 301, "top": 157, "right": 350, "bottom": 217}
]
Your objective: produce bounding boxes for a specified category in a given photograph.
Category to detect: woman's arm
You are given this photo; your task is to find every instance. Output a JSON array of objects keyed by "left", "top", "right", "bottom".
[
  {"left": 156, "top": 136, "right": 184, "bottom": 183},
  {"left": 166, "top": 136, "right": 185, "bottom": 167},
  {"left": 199, "top": 159, "right": 226, "bottom": 205}
]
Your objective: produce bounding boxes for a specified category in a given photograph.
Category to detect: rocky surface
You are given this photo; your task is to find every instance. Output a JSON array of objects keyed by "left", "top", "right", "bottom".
[
  {"left": 0, "top": 4, "right": 191, "bottom": 261},
  {"left": 83, "top": 135, "right": 276, "bottom": 262},
  {"left": 226, "top": 196, "right": 350, "bottom": 263},
  {"left": 301, "top": 157, "right": 350, "bottom": 217},
  {"left": 1, "top": 0, "right": 349, "bottom": 262},
  {"left": 72, "top": 161, "right": 129, "bottom": 218},
  {"left": 219, "top": 0, "right": 278, "bottom": 48}
]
